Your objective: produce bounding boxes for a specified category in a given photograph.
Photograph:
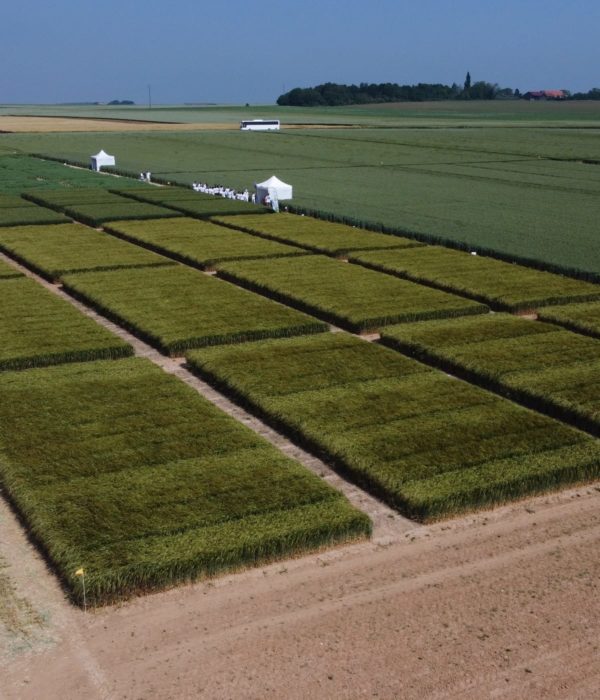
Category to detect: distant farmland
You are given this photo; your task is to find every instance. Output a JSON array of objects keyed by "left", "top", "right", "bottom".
[{"left": 2, "top": 100, "right": 600, "bottom": 276}]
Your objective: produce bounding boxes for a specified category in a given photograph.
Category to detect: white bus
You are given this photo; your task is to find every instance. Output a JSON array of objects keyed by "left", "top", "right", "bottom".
[{"left": 240, "top": 119, "right": 280, "bottom": 131}]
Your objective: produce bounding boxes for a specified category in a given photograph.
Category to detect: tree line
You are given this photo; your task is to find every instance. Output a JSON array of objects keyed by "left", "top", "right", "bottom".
[{"left": 276, "top": 73, "right": 599, "bottom": 106}]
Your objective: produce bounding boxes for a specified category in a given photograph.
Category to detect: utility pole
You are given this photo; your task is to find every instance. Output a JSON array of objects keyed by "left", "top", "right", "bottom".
[{"left": 148, "top": 84, "right": 152, "bottom": 109}]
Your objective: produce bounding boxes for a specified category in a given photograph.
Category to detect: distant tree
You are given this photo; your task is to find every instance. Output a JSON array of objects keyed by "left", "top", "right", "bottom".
[{"left": 464, "top": 72, "right": 472, "bottom": 91}]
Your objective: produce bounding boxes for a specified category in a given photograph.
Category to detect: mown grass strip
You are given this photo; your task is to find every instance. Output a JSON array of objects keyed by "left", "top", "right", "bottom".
[
  {"left": 61, "top": 264, "right": 328, "bottom": 355},
  {"left": 0, "top": 223, "right": 174, "bottom": 280},
  {"left": 212, "top": 213, "right": 426, "bottom": 256},
  {"left": 104, "top": 217, "right": 308, "bottom": 269},
  {"left": 380, "top": 313, "right": 600, "bottom": 436},
  {"left": 538, "top": 301, "right": 600, "bottom": 340},
  {"left": 0, "top": 357, "right": 369, "bottom": 605},
  {"left": 215, "top": 255, "right": 488, "bottom": 332},
  {"left": 349, "top": 246, "right": 600, "bottom": 311},
  {"left": 0, "top": 276, "right": 132, "bottom": 371},
  {"left": 186, "top": 333, "right": 600, "bottom": 521}
]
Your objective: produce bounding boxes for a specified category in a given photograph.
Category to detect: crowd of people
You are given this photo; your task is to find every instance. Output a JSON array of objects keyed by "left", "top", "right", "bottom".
[{"left": 192, "top": 182, "right": 254, "bottom": 203}]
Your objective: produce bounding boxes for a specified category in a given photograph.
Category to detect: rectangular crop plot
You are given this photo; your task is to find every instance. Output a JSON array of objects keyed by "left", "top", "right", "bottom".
[
  {"left": 0, "top": 276, "right": 132, "bottom": 370},
  {"left": 0, "top": 203, "right": 69, "bottom": 228},
  {"left": 0, "top": 193, "right": 33, "bottom": 208},
  {"left": 215, "top": 255, "right": 488, "bottom": 332},
  {"left": 0, "top": 357, "right": 369, "bottom": 604},
  {"left": 187, "top": 333, "right": 600, "bottom": 521},
  {"left": 0, "top": 223, "right": 173, "bottom": 280},
  {"left": 380, "top": 313, "right": 600, "bottom": 435},
  {"left": 104, "top": 217, "right": 307, "bottom": 269},
  {"left": 61, "top": 264, "right": 328, "bottom": 354},
  {"left": 212, "top": 213, "right": 425, "bottom": 256},
  {"left": 119, "top": 188, "right": 269, "bottom": 217},
  {"left": 349, "top": 246, "right": 600, "bottom": 311},
  {"left": 538, "top": 301, "right": 600, "bottom": 340},
  {"left": 23, "top": 189, "right": 182, "bottom": 227}
]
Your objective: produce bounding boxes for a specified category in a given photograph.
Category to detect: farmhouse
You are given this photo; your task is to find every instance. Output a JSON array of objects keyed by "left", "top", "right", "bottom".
[{"left": 523, "top": 89, "right": 567, "bottom": 100}]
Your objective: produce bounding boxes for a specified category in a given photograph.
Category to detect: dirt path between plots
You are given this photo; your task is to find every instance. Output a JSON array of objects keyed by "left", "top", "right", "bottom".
[{"left": 2, "top": 483, "right": 599, "bottom": 700}]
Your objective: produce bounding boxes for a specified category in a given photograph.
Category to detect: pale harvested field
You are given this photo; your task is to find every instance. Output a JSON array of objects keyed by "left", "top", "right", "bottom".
[
  {"left": 2, "top": 481, "right": 599, "bottom": 700},
  {"left": 0, "top": 116, "right": 239, "bottom": 133},
  {"left": 0, "top": 116, "right": 346, "bottom": 133}
]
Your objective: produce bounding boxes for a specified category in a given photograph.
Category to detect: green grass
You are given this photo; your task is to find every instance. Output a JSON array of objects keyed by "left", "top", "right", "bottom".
[
  {"left": 22, "top": 189, "right": 183, "bottom": 227},
  {"left": 0, "top": 357, "right": 369, "bottom": 605},
  {"left": 104, "top": 217, "right": 307, "bottom": 269},
  {"left": 61, "top": 264, "right": 328, "bottom": 354},
  {"left": 0, "top": 154, "right": 146, "bottom": 194},
  {"left": 212, "top": 212, "right": 425, "bottom": 256},
  {"left": 349, "top": 246, "right": 600, "bottom": 311},
  {"left": 0, "top": 276, "right": 132, "bottom": 370},
  {"left": 4, "top": 119, "right": 600, "bottom": 276},
  {"left": 186, "top": 333, "right": 600, "bottom": 521},
  {"left": 0, "top": 223, "right": 174, "bottom": 280},
  {"left": 0, "top": 204, "right": 68, "bottom": 228},
  {"left": 0, "top": 259, "right": 23, "bottom": 279},
  {"left": 0, "top": 193, "right": 33, "bottom": 208},
  {"left": 215, "top": 255, "right": 488, "bottom": 332},
  {"left": 538, "top": 301, "right": 600, "bottom": 340},
  {"left": 380, "top": 313, "right": 600, "bottom": 435},
  {"left": 119, "top": 187, "right": 269, "bottom": 218}
]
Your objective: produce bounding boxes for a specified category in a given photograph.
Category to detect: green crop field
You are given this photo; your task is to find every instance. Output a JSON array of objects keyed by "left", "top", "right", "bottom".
[
  {"left": 119, "top": 188, "right": 269, "bottom": 218},
  {"left": 23, "top": 189, "right": 183, "bottom": 227},
  {"left": 3, "top": 101, "right": 600, "bottom": 276},
  {"left": 215, "top": 255, "right": 487, "bottom": 331},
  {"left": 61, "top": 264, "right": 328, "bottom": 354},
  {"left": 349, "top": 246, "right": 600, "bottom": 311},
  {"left": 0, "top": 275, "right": 132, "bottom": 371},
  {"left": 213, "top": 212, "right": 424, "bottom": 256},
  {"left": 538, "top": 301, "right": 600, "bottom": 340},
  {"left": 186, "top": 333, "right": 600, "bottom": 521},
  {"left": 104, "top": 217, "right": 307, "bottom": 269},
  {"left": 0, "top": 223, "right": 173, "bottom": 279},
  {"left": 380, "top": 314, "right": 600, "bottom": 435},
  {"left": 0, "top": 154, "right": 144, "bottom": 194},
  {"left": 0, "top": 357, "right": 369, "bottom": 605}
]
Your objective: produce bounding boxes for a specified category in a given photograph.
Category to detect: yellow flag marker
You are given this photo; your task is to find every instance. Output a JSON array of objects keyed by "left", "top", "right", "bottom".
[{"left": 75, "top": 568, "right": 85, "bottom": 576}]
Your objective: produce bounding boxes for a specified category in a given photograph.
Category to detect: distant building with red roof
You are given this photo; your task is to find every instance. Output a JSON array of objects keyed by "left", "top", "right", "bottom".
[{"left": 523, "top": 89, "right": 567, "bottom": 100}]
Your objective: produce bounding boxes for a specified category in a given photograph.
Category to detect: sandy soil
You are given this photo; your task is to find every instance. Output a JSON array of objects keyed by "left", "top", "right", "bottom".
[{"left": 2, "top": 481, "right": 599, "bottom": 700}]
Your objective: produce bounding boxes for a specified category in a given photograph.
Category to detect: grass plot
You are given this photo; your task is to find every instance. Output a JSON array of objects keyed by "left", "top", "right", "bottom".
[
  {"left": 0, "top": 276, "right": 132, "bottom": 371},
  {"left": 215, "top": 255, "right": 487, "bottom": 332},
  {"left": 187, "top": 333, "right": 600, "bottom": 521},
  {"left": 349, "top": 246, "right": 600, "bottom": 311},
  {"left": 0, "top": 357, "right": 369, "bottom": 605},
  {"left": 61, "top": 264, "right": 327, "bottom": 354}
]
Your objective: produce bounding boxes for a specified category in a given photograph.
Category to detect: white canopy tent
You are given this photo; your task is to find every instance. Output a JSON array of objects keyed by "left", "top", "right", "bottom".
[
  {"left": 255, "top": 175, "right": 293, "bottom": 206},
  {"left": 90, "top": 150, "right": 116, "bottom": 171}
]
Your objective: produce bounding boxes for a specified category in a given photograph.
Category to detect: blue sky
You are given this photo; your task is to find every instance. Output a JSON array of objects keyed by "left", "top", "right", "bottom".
[{"left": 1, "top": 0, "right": 598, "bottom": 104}]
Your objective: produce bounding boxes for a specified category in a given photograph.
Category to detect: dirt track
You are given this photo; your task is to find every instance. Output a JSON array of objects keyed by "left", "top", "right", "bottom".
[{"left": 2, "top": 482, "right": 599, "bottom": 700}]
